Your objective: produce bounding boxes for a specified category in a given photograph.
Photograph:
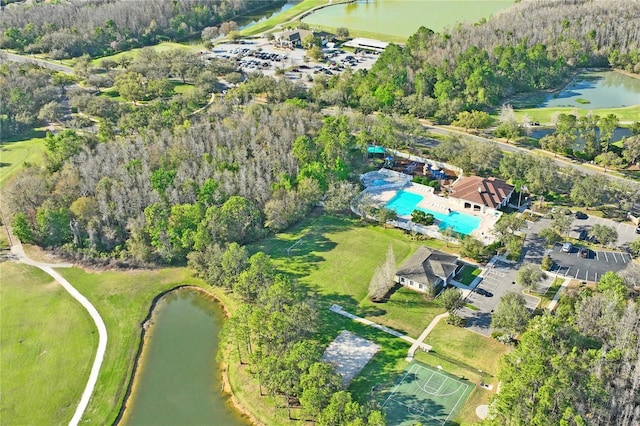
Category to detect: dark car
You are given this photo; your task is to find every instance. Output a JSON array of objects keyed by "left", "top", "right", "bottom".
[
  {"left": 575, "top": 211, "right": 588, "bottom": 219},
  {"left": 579, "top": 247, "right": 589, "bottom": 258},
  {"left": 636, "top": 225, "right": 640, "bottom": 234},
  {"left": 475, "top": 288, "right": 493, "bottom": 297}
]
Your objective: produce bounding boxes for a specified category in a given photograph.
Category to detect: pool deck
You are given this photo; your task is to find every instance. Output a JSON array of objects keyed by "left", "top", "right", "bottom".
[{"left": 369, "top": 183, "right": 500, "bottom": 244}]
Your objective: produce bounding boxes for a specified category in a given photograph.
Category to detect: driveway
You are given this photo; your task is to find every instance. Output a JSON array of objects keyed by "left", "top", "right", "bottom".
[
  {"left": 547, "top": 243, "right": 632, "bottom": 281},
  {"left": 458, "top": 259, "right": 547, "bottom": 336}
]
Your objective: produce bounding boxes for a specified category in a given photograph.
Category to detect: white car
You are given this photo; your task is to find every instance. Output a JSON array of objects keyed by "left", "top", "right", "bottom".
[{"left": 561, "top": 242, "right": 573, "bottom": 252}]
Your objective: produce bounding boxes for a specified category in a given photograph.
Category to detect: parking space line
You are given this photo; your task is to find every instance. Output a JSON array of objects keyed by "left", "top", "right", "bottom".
[
  {"left": 612, "top": 252, "right": 618, "bottom": 263},
  {"left": 595, "top": 251, "right": 599, "bottom": 260},
  {"left": 575, "top": 269, "right": 579, "bottom": 279},
  {"left": 621, "top": 254, "right": 627, "bottom": 263},
  {"left": 595, "top": 272, "right": 598, "bottom": 282},
  {"left": 604, "top": 252, "right": 608, "bottom": 262},
  {"left": 564, "top": 268, "right": 570, "bottom": 277}
]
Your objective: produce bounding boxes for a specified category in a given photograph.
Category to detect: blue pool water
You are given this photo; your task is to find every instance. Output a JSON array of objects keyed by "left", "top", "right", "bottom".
[{"left": 386, "top": 191, "right": 481, "bottom": 235}]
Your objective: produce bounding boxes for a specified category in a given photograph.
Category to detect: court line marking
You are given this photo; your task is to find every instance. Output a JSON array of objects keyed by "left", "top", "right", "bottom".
[{"left": 383, "top": 364, "right": 471, "bottom": 425}]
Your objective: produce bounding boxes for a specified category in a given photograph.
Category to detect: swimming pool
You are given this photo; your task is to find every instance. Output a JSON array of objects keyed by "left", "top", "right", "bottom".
[{"left": 386, "top": 191, "right": 481, "bottom": 235}]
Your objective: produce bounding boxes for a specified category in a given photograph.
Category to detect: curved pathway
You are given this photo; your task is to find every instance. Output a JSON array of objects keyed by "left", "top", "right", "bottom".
[{"left": 10, "top": 239, "right": 107, "bottom": 426}]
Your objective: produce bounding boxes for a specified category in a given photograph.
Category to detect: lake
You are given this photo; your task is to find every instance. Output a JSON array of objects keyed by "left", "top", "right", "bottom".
[
  {"left": 239, "top": 0, "right": 298, "bottom": 31},
  {"left": 121, "top": 289, "right": 250, "bottom": 426},
  {"left": 540, "top": 71, "right": 640, "bottom": 109},
  {"left": 302, "top": 0, "right": 515, "bottom": 39}
]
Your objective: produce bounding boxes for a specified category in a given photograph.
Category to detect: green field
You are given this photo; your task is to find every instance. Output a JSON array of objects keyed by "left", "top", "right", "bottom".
[
  {"left": 251, "top": 215, "right": 446, "bottom": 338},
  {"left": 0, "top": 263, "right": 97, "bottom": 425},
  {"left": 0, "top": 129, "right": 47, "bottom": 187},
  {"left": 512, "top": 104, "right": 640, "bottom": 124},
  {"left": 53, "top": 267, "right": 216, "bottom": 425},
  {"left": 90, "top": 42, "right": 203, "bottom": 66}
]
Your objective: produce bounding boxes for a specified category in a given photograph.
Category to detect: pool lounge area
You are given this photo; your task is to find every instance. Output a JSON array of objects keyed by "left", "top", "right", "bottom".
[
  {"left": 386, "top": 191, "right": 481, "bottom": 235},
  {"left": 366, "top": 183, "right": 502, "bottom": 244}
]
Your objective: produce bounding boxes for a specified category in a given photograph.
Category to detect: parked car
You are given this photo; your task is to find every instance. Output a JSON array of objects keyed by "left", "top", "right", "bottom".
[
  {"left": 636, "top": 225, "right": 640, "bottom": 234},
  {"left": 575, "top": 211, "right": 588, "bottom": 219},
  {"left": 579, "top": 247, "right": 589, "bottom": 258},
  {"left": 561, "top": 242, "right": 573, "bottom": 252}
]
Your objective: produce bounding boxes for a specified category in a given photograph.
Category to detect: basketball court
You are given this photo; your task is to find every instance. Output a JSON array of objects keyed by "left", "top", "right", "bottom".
[{"left": 382, "top": 362, "right": 472, "bottom": 425}]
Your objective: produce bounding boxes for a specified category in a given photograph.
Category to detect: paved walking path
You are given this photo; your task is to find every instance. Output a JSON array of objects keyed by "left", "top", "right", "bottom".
[
  {"left": 406, "top": 312, "right": 449, "bottom": 361},
  {"left": 329, "top": 304, "right": 433, "bottom": 358},
  {"left": 546, "top": 277, "right": 571, "bottom": 311},
  {"left": 10, "top": 239, "right": 107, "bottom": 426}
]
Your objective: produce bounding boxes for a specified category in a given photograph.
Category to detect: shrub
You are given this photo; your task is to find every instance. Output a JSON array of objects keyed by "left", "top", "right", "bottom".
[
  {"left": 411, "top": 210, "right": 435, "bottom": 226},
  {"left": 541, "top": 255, "right": 553, "bottom": 271},
  {"left": 446, "top": 314, "right": 465, "bottom": 327}
]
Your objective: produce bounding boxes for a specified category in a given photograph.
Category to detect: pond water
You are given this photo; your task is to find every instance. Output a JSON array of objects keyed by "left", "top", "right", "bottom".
[
  {"left": 239, "top": 0, "right": 299, "bottom": 31},
  {"left": 539, "top": 71, "right": 640, "bottom": 109},
  {"left": 121, "top": 289, "right": 250, "bottom": 426},
  {"left": 302, "top": 0, "right": 515, "bottom": 39}
]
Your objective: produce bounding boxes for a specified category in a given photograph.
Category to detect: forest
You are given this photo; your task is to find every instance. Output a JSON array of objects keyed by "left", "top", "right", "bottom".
[
  {"left": 315, "top": 0, "right": 639, "bottom": 121},
  {"left": 2, "top": 1, "right": 640, "bottom": 424},
  {"left": 488, "top": 273, "right": 640, "bottom": 426},
  {"left": 0, "top": 0, "right": 273, "bottom": 58}
]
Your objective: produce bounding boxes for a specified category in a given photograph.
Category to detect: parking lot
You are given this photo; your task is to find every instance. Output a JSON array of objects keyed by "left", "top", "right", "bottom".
[
  {"left": 569, "top": 213, "right": 637, "bottom": 248},
  {"left": 205, "top": 37, "right": 378, "bottom": 85},
  {"left": 548, "top": 243, "right": 632, "bottom": 282},
  {"left": 459, "top": 259, "right": 548, "bottom": 336}
]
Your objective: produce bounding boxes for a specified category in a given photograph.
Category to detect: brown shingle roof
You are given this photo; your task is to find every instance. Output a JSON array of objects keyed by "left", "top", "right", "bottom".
[
  {"left": 396, "top": 246, "right": 459, "bottom": 286},
  {"left": 449, "top": 176, "right": 514, "bottom": 209}
]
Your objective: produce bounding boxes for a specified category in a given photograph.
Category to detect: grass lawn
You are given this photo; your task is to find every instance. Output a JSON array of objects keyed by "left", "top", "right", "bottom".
[
  {"left": 98, "top": 87, "right": 126, "bottom": 103},
  {"left": 54, "top": 266, "right": 219, "bottom": 425},
  {"left": 251, "top": 214, "right": 446, "bottom": 338},
  {"left": 90, "top": 42, "right": 203, "bottom": 66},
  {"left": 538, "top": 277, "right": 565, "bottom": 310},
  {"left": 0, "top": 262, "right": 97, "bottom": 425},
  {"left": 0, "top": 128, "right": 47, "bottom": 187},
  {"left": 419, "top": 322, "right": 512, "bottom": 424},
  {"left": 455, "top": 265, "right": 481, "bottom": 286},
  {"left": 512, "top": 104, "right": 640, "bottom": 124},
  {"left": 422, "top": 322, "right": 510, "bottom": 381}
]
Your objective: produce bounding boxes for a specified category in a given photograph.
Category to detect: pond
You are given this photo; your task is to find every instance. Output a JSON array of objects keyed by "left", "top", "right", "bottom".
[
  {"left": 121, "top": 289, "right": 250, "bottom": 426},
  {"left": 539, "top": 71, "right": 640, "bottom": 109},
  {"left": 239, "top": 0, "right": 299, "bottom": 31},
  {"left": 302, "top": 0, "right": 515, "bottom": 39}
]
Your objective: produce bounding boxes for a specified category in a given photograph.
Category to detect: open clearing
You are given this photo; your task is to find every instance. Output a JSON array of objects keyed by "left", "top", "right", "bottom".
[
  {"left": 512, "top": 104, "right": 640, "bottom": 124},
  {"left": 0, "top": 262, "right": 96, "bottom": 425},
  {"left": 0, "top": 129, "right": 47, "bottom": 186},
  {"left": 251, "top": 215, "right": 446, "bottom": 338},
  {"left": 90, "top": 41, "right": 203, "bottom": 66}
]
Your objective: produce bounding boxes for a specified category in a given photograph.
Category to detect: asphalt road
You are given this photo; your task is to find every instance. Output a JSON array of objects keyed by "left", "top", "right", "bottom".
[
  {"left": 2, "top": 51, "right": 74, "bottom": 74},
  {"left": 421, "top": 124, "right": 630, "bottom": 181}
]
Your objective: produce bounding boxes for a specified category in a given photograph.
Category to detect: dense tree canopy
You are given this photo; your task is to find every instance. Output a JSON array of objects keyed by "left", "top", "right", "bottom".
[{"left": 0, "top": 0, "right": 262, "bottom": 58}]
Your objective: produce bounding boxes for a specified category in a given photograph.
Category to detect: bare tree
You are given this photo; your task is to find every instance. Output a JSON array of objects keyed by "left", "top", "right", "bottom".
[{"left": 368, "top": 245, "right": 396, "bottom": 302}]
